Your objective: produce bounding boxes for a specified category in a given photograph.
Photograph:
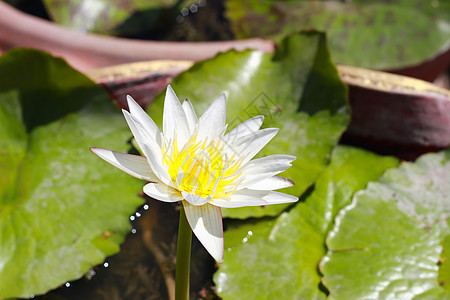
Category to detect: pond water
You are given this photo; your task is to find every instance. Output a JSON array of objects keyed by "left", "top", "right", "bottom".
[{"left": 33, "top": 199, "right": 218, "bottom": 300}]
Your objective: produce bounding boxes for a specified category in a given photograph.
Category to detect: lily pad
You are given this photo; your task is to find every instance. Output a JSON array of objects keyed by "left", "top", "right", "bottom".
[
  {"left": 0, "top": 49, "right": 143, "bottom": 298},
  {"left": 321, "top": 149, "right": 450, "bottom": 299},
  {"left": 225, "top": 1, "right": 450, "bottom": 70},
  {"left": 42, "top": 0, "right": 181, "bottom": 35},
  {"left": 439, "top": 234, "right": 450, "bottom": 292},
  {"left": 148, "top": 31, "right": 349, "bottom": 218},
  {"left": 214, "top": 146, "right": 399, "bottom": 299}
]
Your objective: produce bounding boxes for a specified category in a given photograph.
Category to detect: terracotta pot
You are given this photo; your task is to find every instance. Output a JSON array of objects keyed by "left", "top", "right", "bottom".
[
  {"left": 2, "top": 1, "right": 449, "bottom": 81},
  {"left": 0, "top": 1, "right": 273, "bottom": 72},
  {"left": 385, "top": 47, "right": 450, "bottom": 82},
  {"left": 338, "top": 65, "right": 450, "bottom": 158},
  {"left": 88, "top": 60, "right": 194, "bottom": 108}
]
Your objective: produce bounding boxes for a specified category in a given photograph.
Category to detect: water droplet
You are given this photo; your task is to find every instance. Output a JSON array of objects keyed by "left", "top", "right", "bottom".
[
  {"left": 136, "top": 212, "right": 141, "bottom": 217},
  {"left": 131, "top": 228, "right": 137, "bottom": 234},
  {"left": 181, "top": 7, "right": 189, "bottom": 16},
  {"left": 104, "top": 262, "right": 109, "bottom": 268},
  {"left": 227, "top": 248, "right": 232, "bottom": 252},
  {"left": 190, "top": 4, "right": 198, "bottom": 13},
  {"left": 65, "top": 282, "right": 70, "bottom": 287},
  {"left": 242, "top": 237, "right": 248, "bottom": 243},
  {"left": 130, "top": 215, "right": 135, "bottom": 221},
  {"left": 87, "top": 269, "right": 96, "bottom": 280},
  {"left": 143, "top": 204, "right": 149, "bottom": 210},
  {"left": 247, "top": 230, "right": 253, "bottom": 236}
]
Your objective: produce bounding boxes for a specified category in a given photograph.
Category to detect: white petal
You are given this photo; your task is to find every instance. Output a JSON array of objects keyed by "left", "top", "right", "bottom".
[
  {"left": 263, "top": 191, "right": 298, "bottom": 204},
  {"left": 182, "top": 191, "right": 210, "bottom": 206},
  {"left": 245, "top": 176, "right": 294, "bottom": 190},
  {"left": 163, "top": 85, "right": 190, "bottom": 148},
  {"left": 197, "top": 93, "right": 227, "bottom": 140},
  {"left": 223, "top": 115, "right": 264, "bottom": 143},
  {"left": 122, "top": 110, "right": 159, "bottom": 157},
  {"left": 230, "top": 128, "right": 279, "bottom": 165},
  {"left": 244, "top": 154, "right": 296, "bottom": 175},
  {"left": 183, "top": 202, "right": 224, "bottom": 263},
  {"left": 140, "top": 142, "right": 173, "bottom": 187},
  {"left": 143, "top": 182, "right": 183, "bottom": 202},
  {"left": 237, "top": 155, "right": 296, "bottom": 189},
  {"left": 90, "top": 148, "right": 159, "bottom": 182},
  {"left": 123, "top": 111, "right": 172, "bottom": 185},
  {"left": 210, "top": 189, "right": 269, "bottom": 207},
  {"left": 182, "top": 99, "right": 198, "bottom": 134},
  {"left": 126, "top": 95, "right": 162, "bottom": 147},
  {"left": 210, "top": 189, "right": 298, "bottom": 208}
]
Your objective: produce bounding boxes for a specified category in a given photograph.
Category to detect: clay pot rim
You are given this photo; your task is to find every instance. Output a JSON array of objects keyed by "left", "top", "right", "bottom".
[
  {"left": 87, "top": 60, "right": 450, "bottom": 100},
  {"left": 338, "top": 65, "right": 450, "bottom": 99}
]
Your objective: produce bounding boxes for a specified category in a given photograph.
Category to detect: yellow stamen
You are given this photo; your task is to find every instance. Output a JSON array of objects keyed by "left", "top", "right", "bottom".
[{"left": 162, "top": 133, "right": 242, "bottom": 199}]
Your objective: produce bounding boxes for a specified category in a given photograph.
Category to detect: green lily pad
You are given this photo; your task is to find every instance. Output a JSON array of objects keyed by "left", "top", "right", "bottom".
[
  {"left": 42, "top": 0, "right": 183, "bottom": 36},
  {"left": 439, "top": 234, "right": 450, "bottom": 292},
  {"left": 214, "top": 146, "right": 399, "bottom": 299},
  {"left": 321, "top": 149, "right": 450, "bottom": 299},
  {"left": 225, "top": 1, "right": 450, "bottom": 70},
  {"left": 149, "top": 31, "right": 349, "bottom": 218},
  {"left": 0, "top": 49, "right": 143, "bottom": 298}
]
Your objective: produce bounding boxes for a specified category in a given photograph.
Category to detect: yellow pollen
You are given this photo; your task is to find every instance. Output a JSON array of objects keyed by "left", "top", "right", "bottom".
[{"left": 162, "top": 134, "right": 242, "bottom": 199}]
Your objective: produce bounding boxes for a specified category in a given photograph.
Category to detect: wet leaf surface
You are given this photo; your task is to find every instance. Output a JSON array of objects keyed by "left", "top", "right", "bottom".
[
  {"left": 214, "top": 146, "right": 398, "bottom": 299},
  {"left": 322, "top": 149, "right": 450, "bottom": 299},
  {"left": 42, "top": 0, "right": 180, "bottom": 35},
  {"left": 0, "top": 49, "right": 143, "bottom": 298},
  {"left": 439, "top": 234, "right": 450, "bottom": 292},
  {"left": 225, "top": 0, "right": 450, "bottom": 69}
]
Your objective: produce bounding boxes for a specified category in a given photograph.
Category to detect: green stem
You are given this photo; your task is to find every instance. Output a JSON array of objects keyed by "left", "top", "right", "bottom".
[{"left": 175, "top": 206, "right": 192, "bottom": 300}]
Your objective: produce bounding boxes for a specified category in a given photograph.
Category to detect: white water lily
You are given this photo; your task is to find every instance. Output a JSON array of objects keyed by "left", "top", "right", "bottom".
[{"left": 91, "top": 86, "right": 298, "bottom": 263}]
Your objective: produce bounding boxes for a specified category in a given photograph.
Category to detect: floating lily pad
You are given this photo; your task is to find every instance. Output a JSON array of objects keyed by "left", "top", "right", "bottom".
[
  {"left": 321, "top": 149, "right": 450, "bottom": 299},
  {"left": 0, "top": 49, "right": 143, "bottom": 298},
  {"left": 225, "top": 1, "right": 450, "bottom": 70},
  {"left": 42, "top": 0, "right": 181, "bottom": 35},
  {"left": 148, "top": 31, "right": 349, "bottom": 218},
  {"left": 214, "top": 146, "right": 398, "bottom": 299},
  {"left": 439, "top": 234, "right": 450, "bottom": 292}
]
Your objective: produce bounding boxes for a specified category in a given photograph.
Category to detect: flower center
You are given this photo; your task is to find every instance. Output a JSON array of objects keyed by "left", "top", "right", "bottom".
[{"left": 162, "top": 134, "right": 242, "bottom": 199}]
